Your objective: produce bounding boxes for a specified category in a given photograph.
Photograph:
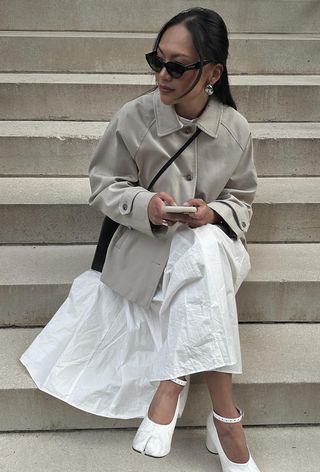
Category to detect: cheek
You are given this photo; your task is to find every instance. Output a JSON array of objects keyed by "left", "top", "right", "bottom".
[
  {"left": 173, "top": 72, "right": 198, "bottom": 91},
  {"left": 193, "top": 80, "right": 207, "bottom": 94},
  {"left": 193, "top": 71, "right": 211, "bottom": 91},
  {"left": 184, "top": 70, "right": 207, "bottom": 90}
]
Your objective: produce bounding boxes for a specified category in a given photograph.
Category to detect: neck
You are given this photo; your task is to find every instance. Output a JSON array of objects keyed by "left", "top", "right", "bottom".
[{"left": 175, "top": 95, "right": 209, "bottom": 120}]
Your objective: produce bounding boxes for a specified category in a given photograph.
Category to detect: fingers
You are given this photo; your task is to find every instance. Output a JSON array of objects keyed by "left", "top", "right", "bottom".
[
  {"left": 181, "top": 199, "right": 206, "bottom": 224},
  {"left": 148, "top": 193, "right": 177, "bottom": 226},
  {"left": 157, "top": 192, "right": 176, "bottom": 206},
  {"left": 156, "top": 192, "right": 177, "bottom": 225},
  {"left": 180, "top": 201, "right": 214, "bottom": 227},
  {"left": 189, "top": 207, "right": 214, "bottom": 225},
  {"left": 149, "top": 194, "right": 213, "bottom": 228},
  {"left": 184, "top": 198, "right": 206, "bottom": 207},
  {"left": 163, "top": 213, "right": 196, "bottom": 227}
]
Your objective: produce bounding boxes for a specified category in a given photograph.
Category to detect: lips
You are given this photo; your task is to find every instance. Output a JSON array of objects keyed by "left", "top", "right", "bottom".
[{"left": 159, "top": 85, "right": 174, "bottom": 93}]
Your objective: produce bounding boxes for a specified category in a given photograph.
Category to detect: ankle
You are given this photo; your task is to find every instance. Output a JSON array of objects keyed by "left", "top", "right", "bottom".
[
  {"left": 214, "top": 420, "right": 243, "bottom": 436},
  {"left": 213, "top": 405, "right": 241, "bottom": 420},
  {"left": 159, "top": 380, "right": 184, "bottom": 396},
  {"left": 212, "top": 406, "right": 244, "bottom": 434}
]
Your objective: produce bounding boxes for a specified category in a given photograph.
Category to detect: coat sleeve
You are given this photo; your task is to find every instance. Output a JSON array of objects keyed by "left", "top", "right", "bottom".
[
  {"left": 207, "top": 133, "right": 257, "bottom": 238},
  {"left": 88, "top": 112, "right": 159, "bottom": 238}
]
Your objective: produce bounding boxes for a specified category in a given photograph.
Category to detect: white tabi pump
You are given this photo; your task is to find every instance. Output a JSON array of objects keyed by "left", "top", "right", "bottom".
[
  {"left": 206, "top": 408, "right": 261, "bottom": 471},
  {"left": 132, "top": 376, "right": 189, "bottom": 458}
]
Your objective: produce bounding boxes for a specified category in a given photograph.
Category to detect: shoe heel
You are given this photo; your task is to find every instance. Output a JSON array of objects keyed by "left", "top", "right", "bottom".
[{"left": 206, "top": 429, "right": 218, "bottom": 454}]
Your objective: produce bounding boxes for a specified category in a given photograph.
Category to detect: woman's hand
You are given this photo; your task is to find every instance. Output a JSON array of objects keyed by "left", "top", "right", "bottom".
[
  {"left": 148, "top": 192, "right": 177, "bottom": 226},
  {"left": 163, "top": 198, "right": 221, "bottom": 228}
]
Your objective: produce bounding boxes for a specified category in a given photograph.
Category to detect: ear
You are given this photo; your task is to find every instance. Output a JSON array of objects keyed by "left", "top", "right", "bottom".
[{"left": 210, "top": 64, "right": 224, "bottom": 86}]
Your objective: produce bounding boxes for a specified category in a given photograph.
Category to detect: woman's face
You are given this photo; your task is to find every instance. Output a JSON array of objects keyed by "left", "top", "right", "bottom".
[{"left": 155, "top": 23, "right": 221, "bottom": 117}]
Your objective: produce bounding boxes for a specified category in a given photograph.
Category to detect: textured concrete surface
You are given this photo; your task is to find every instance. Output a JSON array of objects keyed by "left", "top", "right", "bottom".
[
  {"left": 1, "top": 32, "right": 319, "bottom": 74},
  {"left": 1, "top": 177, "right": 319, "bottom": 243},
  {"left": 2, "top": 121, "right": 319, "bottom": 140},
  {"left": 250, "top": 177, "right": 320, "bottom": 242},
  {"left": 2, "top": 177, "right": 319, "bottom": 205},
  {"left": 250, "top": 122, "right": 320, "bottom": 177},
  {"left": 1, "top": 427, "right": 320, "bottom": 472},
  {"left": 1, "top": 0, "right": 319, "bottom": 33},
  {"left": 0, "top": 243, "right": 319, "bottom": 326},
  {"left": 0, "top": 325, "right": 319, "bottom": 430},
  {"left": 1, "top": 74, "right": 319, "bottom": 121},
  {"left": 1, "top": 121, "right": 319, "bottom": 177}
]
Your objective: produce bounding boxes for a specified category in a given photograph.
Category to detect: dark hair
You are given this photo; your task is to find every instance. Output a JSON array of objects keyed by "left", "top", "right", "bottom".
[{"left": 153, "top": 7, "right": 237, "bottom": 110}]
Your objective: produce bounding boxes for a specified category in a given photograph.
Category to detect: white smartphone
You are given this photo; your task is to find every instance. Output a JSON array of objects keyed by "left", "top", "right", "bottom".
[{"left": 164, "top": 206, "right": 197, "bottom": 214}]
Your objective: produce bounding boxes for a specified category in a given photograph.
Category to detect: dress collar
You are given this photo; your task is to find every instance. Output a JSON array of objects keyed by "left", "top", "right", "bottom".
[{"left": 153, "top": 89, "right": 223, "bottom": 139}]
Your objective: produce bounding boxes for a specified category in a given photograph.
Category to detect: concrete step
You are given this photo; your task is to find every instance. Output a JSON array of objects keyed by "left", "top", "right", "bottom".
[
  {"left": 1, "top": 32, "right": 319, "bottom": 75},
  {"left": 250, "top": 122, "right": 320, "bottom": 177},
  {"left": 249, "top": 177, "right": 320, "bottom": 243},
  {"left": 0, "top": 177, "right": 319, "bottom": 244},
  {"left": 1, "top": 121, "right": 319, "bottom": 177},
  {"left": 1, "top": 243, "right": 319, "bottom": 327},
  {"left": 1, "top": 0, "right": 319, "bottom": 33},
  {"left": 1, "top": 427, "right": 319, "bottom": 472},
  {"left": 0, "top": 121, "right": 95, "bottom": 177},
  {"left": 1, "top": 324, "right": 319, "bottom": 431},
  {"left": 1, "top": 73, "right": 319, "bottom": 122}
]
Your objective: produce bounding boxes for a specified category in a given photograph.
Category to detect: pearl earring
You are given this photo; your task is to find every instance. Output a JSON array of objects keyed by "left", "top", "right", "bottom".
[{"left": 205, "top": 84, "right": 214, "bottom": 96}]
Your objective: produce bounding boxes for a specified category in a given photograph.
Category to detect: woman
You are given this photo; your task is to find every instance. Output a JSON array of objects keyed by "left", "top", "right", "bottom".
[{"left": 20, "top": 7, "right": 260, "bottom": 472}]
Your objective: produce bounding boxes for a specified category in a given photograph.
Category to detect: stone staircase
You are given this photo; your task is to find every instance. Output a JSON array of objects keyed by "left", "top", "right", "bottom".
[{"left": 0, "top": 1, "right": 319, "bottom": 471}]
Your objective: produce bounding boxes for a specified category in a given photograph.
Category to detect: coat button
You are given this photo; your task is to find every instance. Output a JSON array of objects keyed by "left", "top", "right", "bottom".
[
  {"left": 241, "top": 221, "right": 247, "bottom": 228},
  {"left": 122, "top": 203, "right": 128, "bottom": 211},
  {"left": 186, "top": 174, "right": 193, "bottom": 181},
  {"left": 184, "top": 126, "right": 193, "bottom": 134}
]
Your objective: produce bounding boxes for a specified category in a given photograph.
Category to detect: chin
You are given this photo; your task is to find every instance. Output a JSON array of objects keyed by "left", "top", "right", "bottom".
[{"left": 159, "top": 92, "right": 177, "bottom": 106}]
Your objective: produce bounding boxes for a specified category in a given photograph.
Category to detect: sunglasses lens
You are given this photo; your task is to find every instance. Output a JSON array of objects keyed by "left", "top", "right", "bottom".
[
  {"left": 146, "top": 53, "right": 163, "bottom": 72},
  {"left": 145, "top": 53, "right": 187, "bottom": 78},
  {"left": 166, "top": 63, "right": 184, "bottom": 78}
]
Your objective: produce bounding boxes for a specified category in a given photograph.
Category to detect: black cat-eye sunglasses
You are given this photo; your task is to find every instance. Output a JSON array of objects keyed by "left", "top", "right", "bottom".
[{"left": 145, "top": 51, "right": 213, "bottom": 79}]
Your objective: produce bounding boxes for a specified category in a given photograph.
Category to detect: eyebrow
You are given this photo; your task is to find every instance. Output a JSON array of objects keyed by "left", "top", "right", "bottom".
[{"left": 158, "top": 46, "right": 191, "bottom": 60}]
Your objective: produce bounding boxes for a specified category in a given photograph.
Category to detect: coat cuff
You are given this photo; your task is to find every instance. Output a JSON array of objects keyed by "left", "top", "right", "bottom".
[
  {"left": 208, "top": 201, "right": 248, "bottom": 239},
  {"left": 120, "top": 189, "right": 168, "bottom": 238}
]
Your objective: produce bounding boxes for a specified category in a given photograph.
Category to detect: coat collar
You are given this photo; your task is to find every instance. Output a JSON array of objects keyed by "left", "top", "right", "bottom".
[{"left": 153, "top": 89, "right": 224, "bottom": 139}]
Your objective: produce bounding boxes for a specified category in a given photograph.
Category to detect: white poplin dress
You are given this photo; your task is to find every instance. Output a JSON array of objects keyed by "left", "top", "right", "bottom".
[{"left": 20, "top": 224, "right": 250, "bottom": 419}]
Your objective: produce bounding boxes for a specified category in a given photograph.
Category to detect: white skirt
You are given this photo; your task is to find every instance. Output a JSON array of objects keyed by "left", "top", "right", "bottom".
[{"left": 20, "top": 225, "right": 250, "bottom": 419}]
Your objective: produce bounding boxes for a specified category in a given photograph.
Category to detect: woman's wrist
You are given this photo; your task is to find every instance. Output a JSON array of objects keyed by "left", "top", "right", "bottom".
[{"left": 210, "top": 209, "right": 223, "bottom": 225}]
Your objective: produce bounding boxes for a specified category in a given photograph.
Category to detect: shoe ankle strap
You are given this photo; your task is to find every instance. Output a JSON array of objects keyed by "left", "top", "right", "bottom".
[
  {"left": 212, "top": 407, "right": 244, "bottom": 424},
  {"left": 170, "top": 377, "right": 188, "bottom": 387}
]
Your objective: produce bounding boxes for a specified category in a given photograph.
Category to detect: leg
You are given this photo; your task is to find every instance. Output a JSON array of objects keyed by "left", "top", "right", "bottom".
[
  {"left": 148, "top": 377, "right": 185, "bottom": 424},
  {"left": 204, "top": 371, "right": 249, "bottom": 463}
]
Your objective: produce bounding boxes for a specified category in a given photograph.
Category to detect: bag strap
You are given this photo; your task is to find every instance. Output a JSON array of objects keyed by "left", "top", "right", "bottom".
[{"left": 147, "top": 127, "right": 202, "bottom": 191}]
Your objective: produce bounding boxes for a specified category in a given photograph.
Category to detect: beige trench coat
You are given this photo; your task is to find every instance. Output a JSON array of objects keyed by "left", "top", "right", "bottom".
[{"left": 88, "top": 90, "right": 257, "bottom": 307}]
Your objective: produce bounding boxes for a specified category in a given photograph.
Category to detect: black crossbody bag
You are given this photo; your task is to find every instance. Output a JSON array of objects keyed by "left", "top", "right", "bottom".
[{"left": 91, "top": 128, "right": 202, "bottom": 272}]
